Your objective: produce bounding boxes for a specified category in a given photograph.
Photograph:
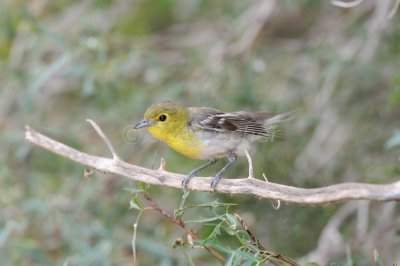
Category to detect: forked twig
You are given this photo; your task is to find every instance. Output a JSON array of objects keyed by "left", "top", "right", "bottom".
[
  {"left": 86, "top": 119, "right": 120, "bottom": 161},
  {"left": 142, "top": 192, "right": 226, "bottom": 263}
]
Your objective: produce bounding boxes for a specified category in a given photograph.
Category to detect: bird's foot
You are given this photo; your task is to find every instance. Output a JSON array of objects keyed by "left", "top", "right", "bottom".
[
  {"left": 181, "top": 171, "right": 197, "bottom": 189},
  {"left": 210, "top": 173, "right": 222, "bottom": 190}
]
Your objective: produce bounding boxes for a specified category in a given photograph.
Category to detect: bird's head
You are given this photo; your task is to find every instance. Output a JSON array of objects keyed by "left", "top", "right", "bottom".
[{"left": 134, "top": 101, "right": 189, "bottom": 140}]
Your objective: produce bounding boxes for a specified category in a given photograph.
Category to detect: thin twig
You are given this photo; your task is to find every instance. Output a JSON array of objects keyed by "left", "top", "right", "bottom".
[
  {"left": 86, "top": 119, "right": 120, "bottom": 161},
  {"left": 244, "top": 149, "right": 254, "bottom": 179},
  {"left": 159, "top": 157, "right": 166, "bottom": 171},
  {"left": 25, "top": 124, "right": 400, "bottom": 204},
  {"left": 132, "top": 209, "right": 143, "bottom": 265},
  {"left": 142, "top": 192, "right": 226, "bottom": 263},
  {"left": 178, "top": 190, "right": 190, "bottom": 211},
  {"left": 262, "top": 173, "right": 281, "bottom": 210},
  {"left": 234, "top": 213, "right": 299, "bottom": 266}
]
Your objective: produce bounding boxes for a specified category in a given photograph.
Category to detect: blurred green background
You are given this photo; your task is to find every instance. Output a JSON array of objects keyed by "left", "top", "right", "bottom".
[{"left": 1, "top": 0, "right": 399, "bottom": 265}]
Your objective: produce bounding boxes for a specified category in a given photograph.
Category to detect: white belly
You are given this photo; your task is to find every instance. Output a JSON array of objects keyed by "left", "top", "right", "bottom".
[{"left": 193, "top": 131, "right": 250, "bottom": 159}]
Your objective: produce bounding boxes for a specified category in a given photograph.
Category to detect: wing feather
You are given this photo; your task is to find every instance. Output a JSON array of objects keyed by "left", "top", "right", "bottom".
[{"left": 188, "top": 107, "right": 272, "bottom": 137}]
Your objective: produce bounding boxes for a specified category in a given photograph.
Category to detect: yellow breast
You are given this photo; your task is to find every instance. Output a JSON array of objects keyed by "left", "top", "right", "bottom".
[{"left": 147, "top": 126, "right": 202, "bottom": 159}]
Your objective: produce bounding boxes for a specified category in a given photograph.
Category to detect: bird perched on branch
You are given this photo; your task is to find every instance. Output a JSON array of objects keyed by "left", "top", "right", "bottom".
[{"left": 134, "top": 101, "right": 295, "bottom": 190}]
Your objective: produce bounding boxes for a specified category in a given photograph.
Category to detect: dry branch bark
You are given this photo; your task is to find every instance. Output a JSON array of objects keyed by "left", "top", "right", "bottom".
[{"left": 25, "top": 124, "right": 400, "bottom": 205}]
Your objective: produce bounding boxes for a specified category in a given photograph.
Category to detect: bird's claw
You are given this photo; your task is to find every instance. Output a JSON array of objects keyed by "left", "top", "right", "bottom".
[
  {"left": 210, "top": 174, "right": 222, "bottom": 190},
  {"left": 182, "top": 174, "right": 195, "bottom": 189},
  {"left": 182, "top": 171, "right": 223, "bottom": 190}
]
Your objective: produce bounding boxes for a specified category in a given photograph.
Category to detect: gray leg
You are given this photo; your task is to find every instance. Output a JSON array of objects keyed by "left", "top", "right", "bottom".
[
  {"left": 182, "top": 158, "right": 218, "bottom": 189},
  {"left": 210, "top": 153, "right": 237, "bottom": 190}
]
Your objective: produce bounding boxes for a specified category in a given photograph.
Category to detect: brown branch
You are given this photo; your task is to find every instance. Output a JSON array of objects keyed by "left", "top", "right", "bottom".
[
  {"left": 234, "top": 213, "right": 299, "bottom": 266},
  {"left": 142, "top": 192, "right": 196, "bottom": 237},
  {"left": 25, "top": 123, "right": 400, "bottom": 205},
  {"left": 142, "top": 191, "right": 226, "bottom": 263}
]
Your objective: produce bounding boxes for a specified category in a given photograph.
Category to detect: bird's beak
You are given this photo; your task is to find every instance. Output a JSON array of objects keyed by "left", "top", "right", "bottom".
[{"left": 134, "top": 119, "right": 154, "bottom": 129}]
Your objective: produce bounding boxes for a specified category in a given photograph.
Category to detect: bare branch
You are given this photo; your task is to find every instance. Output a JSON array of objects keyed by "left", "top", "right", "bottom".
[
  {"left": 331, "top": 0, "right": 364, "bottom": 8},
  {"left": 25, "top": 124, "right": 400, "bottom": 205},
  {"left": 86, "top": 119, "right": 120, "bottom": 161}
]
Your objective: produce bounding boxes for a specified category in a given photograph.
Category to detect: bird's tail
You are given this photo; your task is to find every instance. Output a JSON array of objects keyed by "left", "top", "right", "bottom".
[
  {"left": 261, "top": 110, "right": 296, "bottom": 142},
  {"left": 265, "top": 110, "right": 297, "bottom": 125}
]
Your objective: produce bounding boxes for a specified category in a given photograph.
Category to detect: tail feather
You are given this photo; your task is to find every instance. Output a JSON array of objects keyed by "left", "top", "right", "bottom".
[
  {"left": 262, "top": 109, "right": 297, "bottom": 142},
  {"left": 264, "top": 110, "right": 296, "bottom": 125},
  {"left": 266, "top": 124, "right": 284, "bottom": 142}
]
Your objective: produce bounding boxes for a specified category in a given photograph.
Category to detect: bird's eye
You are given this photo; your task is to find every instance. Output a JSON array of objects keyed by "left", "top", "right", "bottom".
[{"left": 159, "top": 114, "right": 167, "bottom": 121}]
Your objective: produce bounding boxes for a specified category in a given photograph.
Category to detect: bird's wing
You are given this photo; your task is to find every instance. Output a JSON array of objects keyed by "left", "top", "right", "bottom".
[{"left": 188, "top": 107, "right": 270, "bottom": 137}]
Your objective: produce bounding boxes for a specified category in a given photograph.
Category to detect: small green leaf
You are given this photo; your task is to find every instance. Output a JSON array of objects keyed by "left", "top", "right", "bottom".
[
  {"left": 138, "top": 182, "right": 150, "bottom": 191},
  {"left": 226, "top": 214, "right": 239, "bottom": 230},
  {"left": 234, "top": 249, "right": 259, "bottom": 262},
  {"left": 225, "top": 252, "right": 236, "bottom": 266},
  {"left": 129, "top": 195, "right": 142, "bottom": 210},
  {"left": 123, "top": 187, "right": 144, "bottom": 194},
  {"left": 185, "top": 215, "right": 224, "bottom": 224},
  {"left": 201, "top": 223, "right": 222, "bottom": 245},
  {"left": 173, "top": 209, "right": 183, "bottom": 219},
  {"left": 194, "top": 239, "right": 233, "bottom": 254},
  {"left": 223, "top": 226, "right": 236, "bottom": 236},
  {"left": 181, "top": 201, "right": 236, "bottom": 211}
]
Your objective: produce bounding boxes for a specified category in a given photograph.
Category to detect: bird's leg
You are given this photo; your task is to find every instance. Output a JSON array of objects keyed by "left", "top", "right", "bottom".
[
  {"left": 182, "top": 158, "right": 218, "bottom": 189},
  {"left": 210, "top": 153, "right": 237, "bottom": 190}
]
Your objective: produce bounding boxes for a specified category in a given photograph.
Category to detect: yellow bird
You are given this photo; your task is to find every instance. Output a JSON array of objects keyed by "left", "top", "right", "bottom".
[{"left": 134, "top": 101, "right": 294, "bottom": 189}]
